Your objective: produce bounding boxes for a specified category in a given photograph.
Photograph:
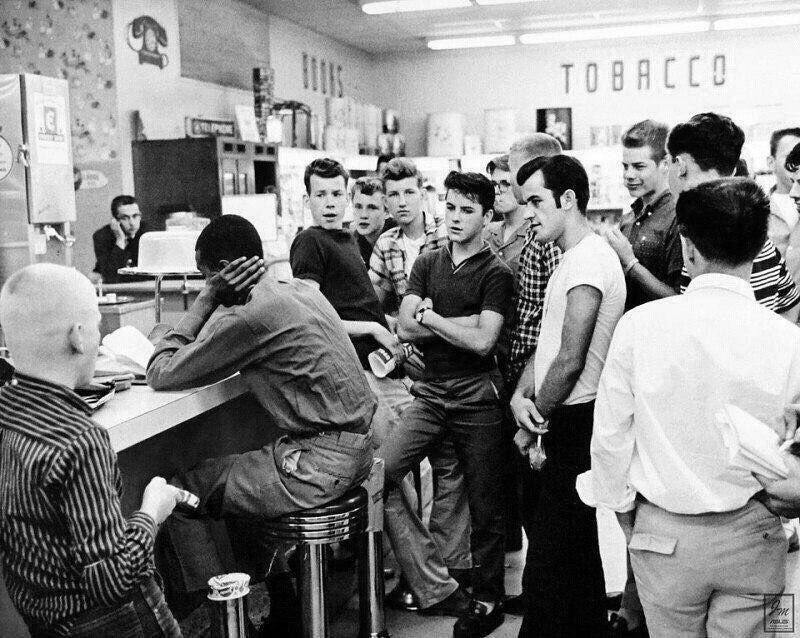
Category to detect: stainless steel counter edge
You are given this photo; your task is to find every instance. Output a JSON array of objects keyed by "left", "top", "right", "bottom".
[{"left": 93, "top": 375, "right": 249, "bottom": 452}]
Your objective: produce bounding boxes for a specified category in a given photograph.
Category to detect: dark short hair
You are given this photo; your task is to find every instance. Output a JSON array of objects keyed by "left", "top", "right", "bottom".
[
  {"left": 376, "top": 153, "right": 395, "bottom": 171},
  {"left": 352, "top": 176, "right": 385, "bottom": 197},
  {"left": 676, "top": 178, "right": 767, "bottom": 266},
  {"left": 443, "top": 171, "right": 494, "bottom": 214},
  {"left": 770, "top": 128, "right": 800, "bottom": 157},
  {"left": 195, "top": 214, "right": 263, "bottom": 270},
  {"left": 622, "top": 119, "right": 670, "bottom": 162},
  {"left": 785, "top": 142, "right": 800, "bottom": 173},
  {"left": 666, "top": 113, "right": 744, "bottom": 176},
  {"left": 734, "top": 158, "right": 750, "bottom": 177},
  {"left": 380, "top": 157, "right": 423, "bottom": 188},
  {"left": 111, "top": 195, "right": 136, "bottom": 217},
  {"left": 304, "top": 158, "right": 349, "bottom": 194},
  {"left": 517, "top": 154, "right": 590, "bottom": 214},
  {"left": 486, "top": 154, "right": 510, "bottom": 174}
]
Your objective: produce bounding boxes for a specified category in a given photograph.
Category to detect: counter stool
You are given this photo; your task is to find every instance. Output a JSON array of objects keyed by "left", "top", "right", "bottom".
[{"left": 262, "top": 459, "right": 388, "bottom": 638}]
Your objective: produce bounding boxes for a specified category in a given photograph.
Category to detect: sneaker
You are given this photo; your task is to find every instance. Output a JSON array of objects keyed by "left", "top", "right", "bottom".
[
  {"left": 418, "top": 587, "right": 472, "bottom": 617},
  {"left": 453, "top": 600, "right": 504, "bottom": 638},
  {"left": 386, "top": 583, "right": 419, "bottom": 611}
]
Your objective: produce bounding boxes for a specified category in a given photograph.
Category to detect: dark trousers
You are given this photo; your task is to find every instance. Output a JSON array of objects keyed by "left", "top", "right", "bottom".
[
  {"left": 381, "top": 373, "right": 507, "bottom": 603},
  {"left": 28, "top": 576, "right": 180, "bottom": 638},
  {"left": 519, "top": 401, "right": 607, "bottom": 638}
]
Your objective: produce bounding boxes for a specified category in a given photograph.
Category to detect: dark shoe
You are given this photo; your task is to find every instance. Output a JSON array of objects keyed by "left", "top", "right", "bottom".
[
  {"left": 502, "top": 593, "right": 525, "bottom": 616},
  {"left": 418, "top": 587, "right": 472, "bottom": 617},
  {"left": 608, "top": 612, "right": 649, "bottom": 638},
  {"left": 606, "top": 591, "right": 623, "bottom": 611},
  {"left": 450, "top": 567, "right": 472, "bottom": 591},
  {"left": 386, "top": 584, "right": 419, "bottom": 611},
  {"left": 383, "top": 566, "right": 396, "bottom": 580},
  {"left": 453, "top": 600, "right": 504, "bottom": 638}
]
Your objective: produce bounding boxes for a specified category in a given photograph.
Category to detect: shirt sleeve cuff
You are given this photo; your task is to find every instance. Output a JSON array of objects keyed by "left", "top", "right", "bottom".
[{"left": 128, "top": 511, "right": 158, "bottom": 541}]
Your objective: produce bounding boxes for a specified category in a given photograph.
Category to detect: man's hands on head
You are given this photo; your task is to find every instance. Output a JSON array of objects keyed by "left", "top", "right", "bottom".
[
  {"left": 203, "top": 256, "right": 265, "bottom": 304},
  {"left": 110, "top": 217, "right": 127, "bottom": 249}
]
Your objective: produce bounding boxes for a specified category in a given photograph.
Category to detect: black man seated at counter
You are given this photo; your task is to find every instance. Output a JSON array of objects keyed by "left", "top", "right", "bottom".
[
  {"left": 146, "top": 214, "right": 375, "bottom": 520},
  {"left": 90, "top": 195, "right": 148, "bottom": 284}
]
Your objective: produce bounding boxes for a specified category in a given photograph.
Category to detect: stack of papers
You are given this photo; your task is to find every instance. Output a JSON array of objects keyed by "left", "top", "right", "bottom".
[
  {"left": 715, "top": 404, "right": 789, "bottom": 480},
  {"left": 95, "top": 326, "right": 154, "bottom": 379}
]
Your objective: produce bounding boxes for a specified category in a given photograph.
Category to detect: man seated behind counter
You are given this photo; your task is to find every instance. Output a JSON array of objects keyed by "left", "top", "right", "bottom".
[
  {"left": 91, "top": 195, "right": 148, "bottom": 284},
  {"left": 146, "top": 214, "right": 375, "bottom": 520}
]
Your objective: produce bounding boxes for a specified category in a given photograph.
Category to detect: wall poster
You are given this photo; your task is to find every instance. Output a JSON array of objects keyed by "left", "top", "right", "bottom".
[
  {"left": 33, "top": 92, "right": 70, "bottom": 165},
  {"left": 537, "top": 107, "right": 572, "bottom": 151}
]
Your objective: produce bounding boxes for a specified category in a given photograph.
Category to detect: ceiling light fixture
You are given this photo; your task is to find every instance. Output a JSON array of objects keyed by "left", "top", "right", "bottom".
[
  {"left": 361, "top": 0, "right": 471, "bottom": 15},
  {"left": 474, "top": 0, "right": 538, "bottom": 5},
  {"left": 713, "top": 12, "right": 800, "bottom": 30},
  {"left": 519, "top": 20, "right": 710, "bottom": 44},
  {"left": 427, "top": 34, "right": 517, "bottom": 49}
]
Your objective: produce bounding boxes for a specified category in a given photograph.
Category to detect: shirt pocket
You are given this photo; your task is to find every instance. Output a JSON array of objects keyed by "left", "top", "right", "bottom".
[{"left": 628, "top": 532, "right": 677, "bottom": 555}]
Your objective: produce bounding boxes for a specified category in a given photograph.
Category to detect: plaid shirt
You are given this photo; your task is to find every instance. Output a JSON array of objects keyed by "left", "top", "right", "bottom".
[
  {"left": 506, "top": 232, "right": 562, "bottom": 386},
  {"left": 369, "top": 213, "right": 448, "bottom": 298}
]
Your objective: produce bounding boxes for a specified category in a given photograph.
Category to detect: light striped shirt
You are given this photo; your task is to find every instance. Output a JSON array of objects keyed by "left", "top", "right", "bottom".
[
  {"left": 0, "top": 373, "right": 156, "bottom": 633},
  {"left": 679, "top": 238, "right": 800, "bottom": 313}
]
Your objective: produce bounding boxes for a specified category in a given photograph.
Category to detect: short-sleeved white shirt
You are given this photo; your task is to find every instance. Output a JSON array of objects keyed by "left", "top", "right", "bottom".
[{"left": 534, "top": 232, "right": 626, "bottom": 405}]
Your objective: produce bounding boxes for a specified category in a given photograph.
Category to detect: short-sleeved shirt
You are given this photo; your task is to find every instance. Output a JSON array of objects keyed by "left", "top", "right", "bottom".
[
  {"left": 406, "top": 244, "right": 514, "bottom": 380},
  {"left": 620, "top": 190, "right": 683, "bottom": 309},
  {"left": 290, "top": 226, "right": 389, "bottom": 369},
  {"left": 535, "top": 233, "right": 626, "bottom": 405},
  {"left": 678, "top": 238, "right": 800, "bottom": 314},
  {"left": 369, "top": 213, "right": 448, "bottom": 299},
  {"left": 483, "top": 217, "right": 533, "bottom": 280}
]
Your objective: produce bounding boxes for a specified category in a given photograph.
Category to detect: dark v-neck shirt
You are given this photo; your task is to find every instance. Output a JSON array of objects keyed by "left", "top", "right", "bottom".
[{"left": 406, "top": 243, "right": 514, "bottom": 380}]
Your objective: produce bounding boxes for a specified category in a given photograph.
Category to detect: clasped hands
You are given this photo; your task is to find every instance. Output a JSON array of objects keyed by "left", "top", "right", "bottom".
[{"left": 510, "top": 392, "right": 548, "bottom": 457}]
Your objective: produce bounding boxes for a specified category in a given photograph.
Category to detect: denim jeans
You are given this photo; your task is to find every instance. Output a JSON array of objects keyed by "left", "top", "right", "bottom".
[
  {"left": 28, "top": 576, "right": 180, "bottom": 638},
  {"left": 381, "top": 373, "right": 506, "bottom": 604}
]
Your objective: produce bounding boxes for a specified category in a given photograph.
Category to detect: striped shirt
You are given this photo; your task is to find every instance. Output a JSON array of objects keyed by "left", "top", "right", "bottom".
[
  {"left": 0, "top": 373, "right": 156, "bottom": 633},
  {"left": 678, "top": 239, "right": 800, "bottom": 313}
]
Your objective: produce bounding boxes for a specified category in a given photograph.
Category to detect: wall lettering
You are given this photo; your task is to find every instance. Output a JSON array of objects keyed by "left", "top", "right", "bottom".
[{"left": 561, "top": 54, "right": 727, "bottom": 94}]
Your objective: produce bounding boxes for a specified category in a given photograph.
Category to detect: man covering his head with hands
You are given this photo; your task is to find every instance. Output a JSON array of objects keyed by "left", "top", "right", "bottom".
[{"left": 0, "top": 263, "right": 184, "bottom": 637}]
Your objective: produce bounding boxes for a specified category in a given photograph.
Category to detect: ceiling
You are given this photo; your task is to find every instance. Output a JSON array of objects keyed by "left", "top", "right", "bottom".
[{"left": 244, "top": 0, "right": 800, "bottom": 54}]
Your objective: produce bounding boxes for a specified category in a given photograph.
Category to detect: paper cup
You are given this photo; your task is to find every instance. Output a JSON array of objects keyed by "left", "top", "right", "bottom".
[{"left": 368, "top": 347, "right": 396, "bottom": 378}]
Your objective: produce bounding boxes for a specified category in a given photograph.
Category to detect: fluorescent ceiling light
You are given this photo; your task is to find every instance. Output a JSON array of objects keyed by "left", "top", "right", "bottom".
[
  {"left": 428, "top": 35, "right": 517, "bottom": 49},
  {"left": 713, "top": 12, "right": 800, "bottom": 30},
  {"left": 361, "top": 0, "right": 471, "bottom": 14},
  {"left": 474, "top": 0, "right": 537, "bottom": 5},
  {"left": 519, "top": 20, "right": 710, "bottom": 44}
]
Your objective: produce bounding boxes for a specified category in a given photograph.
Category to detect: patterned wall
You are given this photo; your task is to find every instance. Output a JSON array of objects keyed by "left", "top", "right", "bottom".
[{"left": 0, "top": 0, "right": 119, "bottom": 162}]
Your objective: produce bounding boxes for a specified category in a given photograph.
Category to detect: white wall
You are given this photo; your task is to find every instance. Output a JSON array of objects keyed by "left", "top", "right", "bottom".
[
  {"left": 268, "top": 14, "right": 380, "bottom": 115},
  {"left": 373, "top": 28, "right": 800, "bottom": 157}
]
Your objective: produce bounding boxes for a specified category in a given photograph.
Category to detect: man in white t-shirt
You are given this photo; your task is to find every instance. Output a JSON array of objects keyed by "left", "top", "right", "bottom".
[{"left": 510, "top": 154, "right": 625, "bottom": 637}]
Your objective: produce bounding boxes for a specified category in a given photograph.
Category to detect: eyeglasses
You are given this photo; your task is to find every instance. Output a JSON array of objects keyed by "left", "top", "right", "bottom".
[{"left": 492, "top": 180, "right": 512, "bottom": 194}]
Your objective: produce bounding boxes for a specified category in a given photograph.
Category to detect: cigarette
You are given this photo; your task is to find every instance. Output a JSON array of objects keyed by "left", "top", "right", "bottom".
[{"left": 178, "top": 489, "right": 199, "bottom": 508}]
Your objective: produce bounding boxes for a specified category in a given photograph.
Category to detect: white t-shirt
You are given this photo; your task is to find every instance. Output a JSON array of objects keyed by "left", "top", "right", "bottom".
[
  {"left": 400, "top": 233, "right": 426, "bottom": 278},
  {"left": 534, "top": 232, "right": 626, "bottom": 405}
]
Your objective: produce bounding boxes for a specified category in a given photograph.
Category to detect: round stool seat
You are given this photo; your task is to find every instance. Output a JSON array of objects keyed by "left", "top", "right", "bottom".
[{"left": 262, "top": 487, "right": 369, "bottom": 544}]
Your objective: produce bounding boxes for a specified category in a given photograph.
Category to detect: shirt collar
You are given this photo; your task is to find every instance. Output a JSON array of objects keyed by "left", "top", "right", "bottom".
[
  {"left": 632, "top": 189, "right": 671, "bottom": 218},
  {"left": 488, "top": 218, "right": 531, "bottom": 241},
  {"left": 684, "top": 273, "right": 755, "bottom": 300},
  {"left": 445, "top": 241, "right": 492, "bottom": 267},
  {"left": 9, "top": 372, "right": 93, "bottom": 415}
]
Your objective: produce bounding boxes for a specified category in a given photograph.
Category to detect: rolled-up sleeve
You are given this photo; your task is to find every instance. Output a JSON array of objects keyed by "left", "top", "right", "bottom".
[{"left": 588, "top": 316, "right": 637, "bottom": 512}]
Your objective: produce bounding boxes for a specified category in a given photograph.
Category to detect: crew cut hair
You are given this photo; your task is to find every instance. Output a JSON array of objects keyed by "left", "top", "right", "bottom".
[
  {"left": 443, "top": 171, "right": 495, "bottom": 214},
  {"left": 770, "top": 127, "right": 800, "bottom": 157},
  {"left": 676, "top": 178, "right": 767, "bottom": 266},
  {"left": 304, "top": 157, "right": 349, "bottom": 194},
  {"left": 486, "top": 154, "right": 510, "bottom": 174},
  {"left": 622, "top": 119, "right": 670, "bottom": 162},
  {"left": 195, "top": 214, "right": 263, "bottom": 270},
  {"left": 352, "top": 176, "right": 385, "bottom": 197},
  {"left": 509, "top": 133, "right": 562, "bottom": 161},
  {"left": 516, "top": 154, "right": 590, "bottom": 214},
  {"left": 111, "top": 194, "right": 136, "bottom": 217},
  {"left": 379, "top": 157, "right": 423, "bottom": 188},
  {"left": 666, "top": 112, "right": 744, "bottom": 176},
  {"left": 785, "top": 142, "right": 800, "bottom": 173}
]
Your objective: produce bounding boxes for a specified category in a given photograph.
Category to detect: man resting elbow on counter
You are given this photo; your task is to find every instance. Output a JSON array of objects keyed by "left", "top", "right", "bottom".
[
  {"left": 0, "top": 264, "right": 184, "bottom": 637},
  {"left": 146, "top": 213, "right": 375, "bottom": 521}
]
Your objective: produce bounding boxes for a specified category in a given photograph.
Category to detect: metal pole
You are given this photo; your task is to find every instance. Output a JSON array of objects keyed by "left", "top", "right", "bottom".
[
  {"left": 359, "top": 531, "right": 389, "bottom": 638},
  {"left": 209, "top": 595, "right": 249, "bottom": 638},
  {"left": 154, "top": 275, "right": 163, "bottom": 323},
  {"left": 301, "top": 544, "right": 328, "bottom": 638}
]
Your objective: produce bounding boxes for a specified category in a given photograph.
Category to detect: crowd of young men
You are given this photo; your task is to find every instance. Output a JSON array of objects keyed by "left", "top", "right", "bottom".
[{"left": 6, "top": 112, "right": 800, "bottom": 638}]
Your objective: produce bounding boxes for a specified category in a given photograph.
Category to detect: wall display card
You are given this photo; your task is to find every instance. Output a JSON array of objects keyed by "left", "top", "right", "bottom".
[
  {"left": 0, "top": 136, "right": 13, "bottom": 182},
  {"left": 33, "top": 92, "right": 69, "bottom": 165},
  {"left": 235, "top": 105, "right": 261, "bottom": 142}
]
